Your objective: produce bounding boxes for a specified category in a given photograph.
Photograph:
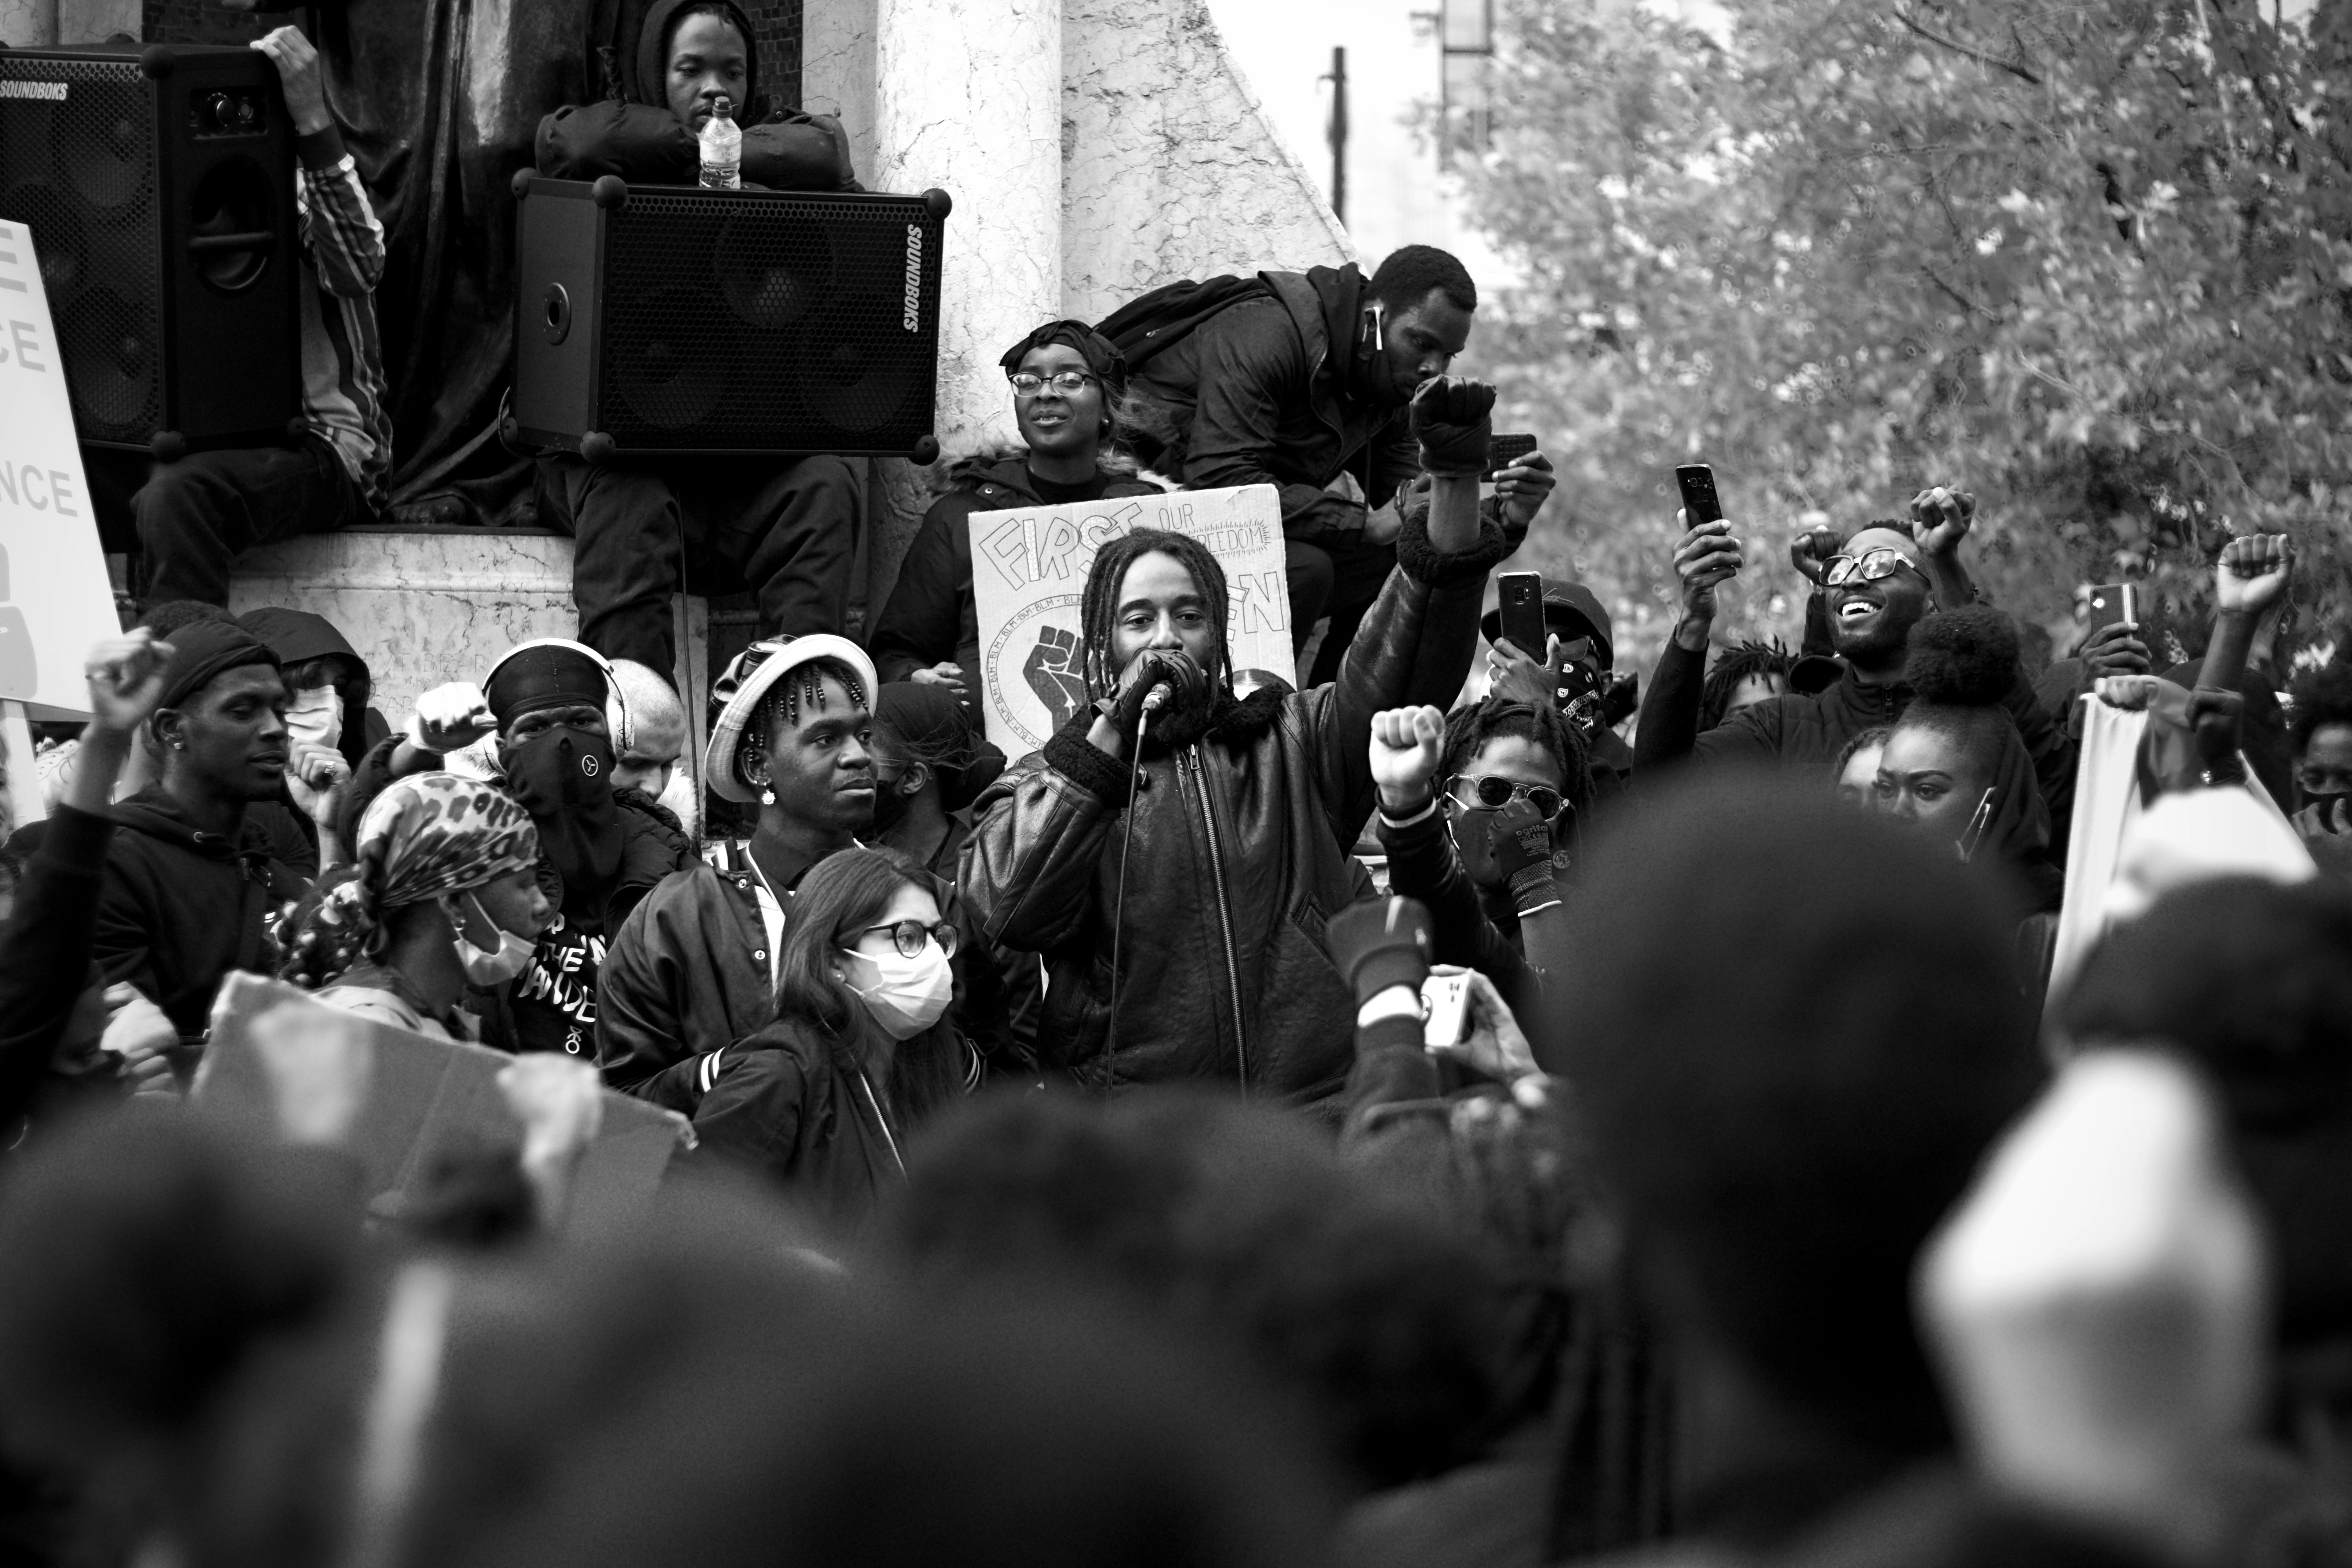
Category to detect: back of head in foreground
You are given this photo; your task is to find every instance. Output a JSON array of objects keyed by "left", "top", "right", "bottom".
[{"left": 1558, "top": 772, "right": 2043, "bottom": 1457}]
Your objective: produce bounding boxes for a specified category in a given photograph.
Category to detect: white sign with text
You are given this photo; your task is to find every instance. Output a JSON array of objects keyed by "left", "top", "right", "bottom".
[
  {"left": 968, "top": 483, "right": 1293, "bottom": 757},
  {"left": 0, "top": 220, "right": 120, "bottom": 718}
]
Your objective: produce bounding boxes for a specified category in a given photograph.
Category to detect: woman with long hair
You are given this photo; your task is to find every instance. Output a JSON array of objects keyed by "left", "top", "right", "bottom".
[
  {"left": 653, "top": 846, "right": 970, "bottom": 1228},
  {"left": 277, "top": 773, "right": 551, "bottom": 1040}
]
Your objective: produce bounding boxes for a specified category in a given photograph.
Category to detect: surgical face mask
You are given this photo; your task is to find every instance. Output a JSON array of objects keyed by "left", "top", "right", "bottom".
[
  {"left": 448, "top": 891, "right": 534, "bottom": 987},
  {"left": 285, "top": 685, "right": 343, "bottom": 753},
  {"left": 839, "top": 942, "right": 953, "bottom": 1040}
]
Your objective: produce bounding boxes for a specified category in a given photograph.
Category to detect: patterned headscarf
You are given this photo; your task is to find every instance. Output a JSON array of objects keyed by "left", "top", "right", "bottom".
[{"left": 286, "top": 775, "right": 541, "bottom": 986}]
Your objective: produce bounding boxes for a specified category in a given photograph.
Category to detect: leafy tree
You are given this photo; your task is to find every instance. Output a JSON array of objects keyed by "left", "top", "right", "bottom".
[{"left": 1455, "top": 0, "right": 2352, "bottom": 671}]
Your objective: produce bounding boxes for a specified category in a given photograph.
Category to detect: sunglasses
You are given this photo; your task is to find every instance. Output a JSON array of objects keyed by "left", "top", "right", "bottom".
[
  {"left": 1445, "top": 774, "right": 1568, "bottom": 822},
  {"left": 851, "top": 918, "right": 961, "bottom": 960},
  {"left": 1007, "top": 370, "right": 1098, "bottom": 396},
  {"left": 1823, "top": 548, "right": 1922, "bottom": 588}
]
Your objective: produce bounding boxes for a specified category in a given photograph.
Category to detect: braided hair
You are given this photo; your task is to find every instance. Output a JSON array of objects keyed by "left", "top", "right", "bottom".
[
  {"left": 739, "top": 656, "right": 871, "bottom": 790},
  {"left": 1078, "top": 528, "right": 1231, "bottom": 702},
  {"left": 1438, "top": 697, "right": 1593, "bottom": 821},
  {"left": 1699, "top": 639, "right": 1793, "bottom": 733}
]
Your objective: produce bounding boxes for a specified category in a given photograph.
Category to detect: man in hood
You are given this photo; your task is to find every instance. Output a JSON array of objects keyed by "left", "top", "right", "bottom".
[
  {"left": 90, "top": 621, "right": 310, "bottom": 1045},
  {"left": 867, "top": 320, "right": 1163, "bottom": 708},
  {"left": 1116, "top": 245, "right": 1557, "bottom": 687},
  {"left": 342, "top": 639, "right": 694, "bottom": 1056}
]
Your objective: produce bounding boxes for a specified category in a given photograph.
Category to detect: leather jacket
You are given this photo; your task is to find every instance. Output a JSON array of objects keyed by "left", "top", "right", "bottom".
[{"left": 958, "top": 511, "right": 1513, "bottom": 1107}]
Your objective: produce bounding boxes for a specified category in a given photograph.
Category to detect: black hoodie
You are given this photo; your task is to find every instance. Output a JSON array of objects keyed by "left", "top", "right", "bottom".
[
  {"left": 91, "top": 789, "right": 308, "bottom": 1040},
  {"left": 535, "top": 0, "right": 856, "bottom": 191}
]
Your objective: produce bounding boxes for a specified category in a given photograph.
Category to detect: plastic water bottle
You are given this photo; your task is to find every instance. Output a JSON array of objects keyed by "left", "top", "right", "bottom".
[{"left": 699, "top": 96, "right": 741, "bottom": 189}]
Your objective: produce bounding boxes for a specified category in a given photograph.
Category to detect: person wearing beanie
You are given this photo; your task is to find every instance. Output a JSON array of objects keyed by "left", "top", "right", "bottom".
[
  {"left": 1637, "top": 486, "right": 2074, "bottom": 827},
  {"left": 867, "top": 319, "right": 1164, "bottom": 703},
  {"left": 276, "top": 774, "right": 550, "bottom": 1041},
  {"left": 1110, "top": 246, "right": 1556, "bottom": 686},
  {"left": 340, "top": 639, "right": 693, "bottom": 1056},
  {"left": 91, "top": 619, "right": 311, "bottom": 1045}
]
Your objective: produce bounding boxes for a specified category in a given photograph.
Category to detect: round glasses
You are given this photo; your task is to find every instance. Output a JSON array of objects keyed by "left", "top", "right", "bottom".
[
  {"left": 1008, "top": 370, "right": 1098, "bottom": 396},
  {"left": 853, "top": 918, "right": 961, "bottom": 960},
  {"left": 1822, "top": 548, "right": 1922, "bottom": 588},
  {"left": 1445, "top": 774, "right": 1568, "bottom": 822}
]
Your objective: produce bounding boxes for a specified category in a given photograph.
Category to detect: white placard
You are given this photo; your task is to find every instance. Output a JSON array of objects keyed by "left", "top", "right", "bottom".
[
  {"left": 0, "top": 220, "right": 122, "bottom": 719},
  {"left": 967, "top": 483, "right": 1292, "bottom": 757}
]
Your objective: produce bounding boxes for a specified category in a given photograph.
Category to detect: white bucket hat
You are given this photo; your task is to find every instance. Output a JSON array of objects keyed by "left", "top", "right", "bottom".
[{"left": 702, "top": 635, "right": 879, "bottom": 804}]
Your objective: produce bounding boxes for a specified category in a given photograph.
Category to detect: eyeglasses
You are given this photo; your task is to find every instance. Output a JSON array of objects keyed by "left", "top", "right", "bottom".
[
  {"left": 1823, "top": 548, "right": 1922, "bottom": 588},
  {"left": 1445, "top": 774, "right": 1568, "bottom": 822},
  {"left": 1007, "top": 370, "right": 1098, "bottom": 397},
  {"left": 852, "top": 918, "right": 961, "bottom": 960}
]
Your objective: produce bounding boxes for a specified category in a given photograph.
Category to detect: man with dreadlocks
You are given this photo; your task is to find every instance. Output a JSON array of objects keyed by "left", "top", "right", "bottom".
[
  {"left": 961, "top": 376, "right": 1517, "bottom": 1107},
  {"left": 342, "top": 639, "right": 694, "bottom": 1055},
  {"left": 1698, "top": 638, "right": 1795, "bottom": 733}
]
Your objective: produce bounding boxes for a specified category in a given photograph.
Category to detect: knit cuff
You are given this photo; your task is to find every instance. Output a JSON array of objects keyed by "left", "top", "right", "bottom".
[
  {"left": 297, "top": 123, "right": 351, "bottom": 170},
  {"left": 1041, "top": 710, "right": 1134, "bottom": 805},
  {"left": 1395, "top": 505, "right": 1514, "bottom": 587}
]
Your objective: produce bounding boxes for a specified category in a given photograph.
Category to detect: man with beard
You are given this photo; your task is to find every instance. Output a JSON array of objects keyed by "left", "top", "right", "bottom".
[
  {"left": 1635, "top": 486, "right": 2071, "bottom": 817},
  {"left": 961, "top": 376, "right": 1522, "bottom": 1107},
  {"left": 345, "top": 640, "right": 693, "bottom": 1056},
  {"left": 1114, "top": 246, "right": 1555, "bottom": 686}
]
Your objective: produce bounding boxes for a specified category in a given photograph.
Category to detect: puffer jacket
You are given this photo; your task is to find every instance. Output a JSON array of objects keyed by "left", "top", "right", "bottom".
[
  {"left": 866, "top": 455, "right": 1162, "bottom": 691},
  {"left": 1122, "top": 264, "right": 1425, "bottom": 543},
  {"left": 958, "top": 510, "right": 1512, "bottom": 1107},
  {"left": 1636, "top": 636, "right": 2076, "bottom": 821}
]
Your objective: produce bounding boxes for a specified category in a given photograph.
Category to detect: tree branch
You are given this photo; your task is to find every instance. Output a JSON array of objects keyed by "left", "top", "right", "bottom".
[{"left": 1891, "top": 8, "right": 2045, "bottom": 85}]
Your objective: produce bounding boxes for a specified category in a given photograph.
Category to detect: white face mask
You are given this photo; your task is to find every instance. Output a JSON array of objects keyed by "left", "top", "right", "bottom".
[
  {"left": 285, "top": 685, "right": 343, "bottom": 753},
  {"left": 447, "top": 891, "right": 534, "bottom": 987},
  {"left": 839, "top": 942, "right": 953, "bottom": 1040}
]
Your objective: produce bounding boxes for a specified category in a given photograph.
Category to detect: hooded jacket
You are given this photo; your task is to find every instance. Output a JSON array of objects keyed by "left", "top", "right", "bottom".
[
  {"left": 536, "top": 0, "right": 857, "bottom": 191},
  {"left": 1122, "top": 265, "right": 1427, "bottom": 543},
  {"left": 235, "top": 607, "right": 392, "bottom": 773},
  {"left": 866, "top": 455, "right": 1162, "bottom": 689},
  {"left": 91, "top": 790, "right": 309, "bottom": 1039},
  {"left": 958, "top": 510, "right": 1512, "bottom": 1109}
]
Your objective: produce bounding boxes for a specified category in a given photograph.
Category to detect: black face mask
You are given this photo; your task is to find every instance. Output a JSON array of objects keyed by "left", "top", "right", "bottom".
[{"left": 504, "top": 725, "right": 622, "bottom": 912}]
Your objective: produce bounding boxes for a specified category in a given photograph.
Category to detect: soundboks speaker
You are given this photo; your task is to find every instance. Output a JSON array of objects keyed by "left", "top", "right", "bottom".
[
  {"left": 0, "top": 44, "right": 300, "bottom": 457},
  {"left": 510, "top": 174, "right": 950, "bottom": 461}
]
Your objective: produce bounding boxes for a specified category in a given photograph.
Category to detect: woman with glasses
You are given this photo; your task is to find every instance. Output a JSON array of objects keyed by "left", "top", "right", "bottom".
[
  {"left": 653, "top": 846, "right": 970, "bottom": 1230},
  {"left": 867, "top": 320, "right": 1161, "bottom": 709},
  {"left": 1367, "top": 696, "right": 1590, "bottom": 1019}
]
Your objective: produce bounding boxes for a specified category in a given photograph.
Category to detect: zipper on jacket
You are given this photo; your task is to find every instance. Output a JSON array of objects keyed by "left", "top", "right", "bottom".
[
  {"left": 1180, "top": 747, "right": 1252, "bottom": 1095},
  {"left": 855, "top": 1068, "right": 907, "bottom": 1175}
]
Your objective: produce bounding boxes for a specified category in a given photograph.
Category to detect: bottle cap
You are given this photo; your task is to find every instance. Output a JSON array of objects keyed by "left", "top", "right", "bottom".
[{"left": 712, "top": 95, "right": 731, "bottom": 117}]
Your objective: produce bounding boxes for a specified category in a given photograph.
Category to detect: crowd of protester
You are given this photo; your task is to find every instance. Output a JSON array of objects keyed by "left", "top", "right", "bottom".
[{"left": 3, "top": 2, "right": 2352, "bottom": 1565}]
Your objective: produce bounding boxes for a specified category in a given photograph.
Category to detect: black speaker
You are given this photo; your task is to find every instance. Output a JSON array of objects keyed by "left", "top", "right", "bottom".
[
  {"left": 510, "top": 174, "right": 949, "bottom": 461},
  {"left": 0, "top": 44, "right": 300, "bottom": 457}
]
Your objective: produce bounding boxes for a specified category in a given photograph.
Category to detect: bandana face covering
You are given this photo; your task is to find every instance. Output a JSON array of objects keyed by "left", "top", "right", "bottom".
[
  {"left": 503, "top": 726, "right": 623, "bottom": 909},
  {"left": 285, "top": 685, "right": 343, "bottom": 753}
]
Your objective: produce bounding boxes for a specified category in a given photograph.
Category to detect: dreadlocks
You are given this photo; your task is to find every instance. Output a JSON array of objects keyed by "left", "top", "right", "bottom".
[
  {"left": 1438, "top": 697, "right": 1593, "bottom": 822},
  {"left": 741, "top": 656, "right": 870, "bottom": 785},
  {"left": 1078, "top": 528, "right": 1232, "bottom": 701},
  {"left": 1699, "top": 639, "right": 1793, "bottom": 733}
]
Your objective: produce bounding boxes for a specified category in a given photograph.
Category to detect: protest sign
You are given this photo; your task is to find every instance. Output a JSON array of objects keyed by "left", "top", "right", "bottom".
[
  {"left": 966, "top": 483, "right": 1292, "bottom": 757},
  {"left": 0, "top": 220, "right": 126, "bottom": 720},
  {"left": 195, "top": 975, "right": 690, "bottom": 1229}
]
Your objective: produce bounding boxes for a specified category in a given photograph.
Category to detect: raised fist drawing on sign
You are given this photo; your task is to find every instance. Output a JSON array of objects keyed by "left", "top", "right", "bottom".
[{"left": 1024, "top": 625, "right": 1086, "bottom": 731}]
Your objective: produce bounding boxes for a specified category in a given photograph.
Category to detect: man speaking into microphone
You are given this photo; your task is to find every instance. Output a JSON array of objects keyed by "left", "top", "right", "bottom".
[{"left": 961, "top": 376, "right": 1533, "bottom": 1110}]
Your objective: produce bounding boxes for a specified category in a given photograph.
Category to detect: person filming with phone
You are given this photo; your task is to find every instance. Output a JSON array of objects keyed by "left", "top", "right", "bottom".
[{"left": 1637, "top": 478, "right": 2073, "bottom": 823}]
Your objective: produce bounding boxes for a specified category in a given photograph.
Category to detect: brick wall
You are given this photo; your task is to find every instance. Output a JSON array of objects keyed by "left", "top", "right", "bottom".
[{"left": 139, "top": 1, "right": 801, "bottom": 109}]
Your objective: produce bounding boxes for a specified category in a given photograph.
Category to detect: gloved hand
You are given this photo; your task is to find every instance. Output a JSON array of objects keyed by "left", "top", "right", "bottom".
[
  {"left": 1106, "top": 649, "right": 1207, "bottom": 738},
  {"left": 1409, "top": 375, "right": 1497, "bottom": 477},
  {"left": 410, "top": 681, "right": 497, "bottom": 755},
  {"left": 1486, "top": 796, "right": 1561, "bottom": 910},
  {"left": 1327, "top": 896, "right": 1434, "bottom": 1006}
]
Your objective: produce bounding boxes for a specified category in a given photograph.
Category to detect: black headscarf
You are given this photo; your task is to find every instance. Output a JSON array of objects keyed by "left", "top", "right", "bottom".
[
  {"left": 998, "top": 320, "right": 1129, "bottom": 415},
  {"left": 155, "top": 622, "right": 279, "bottom": 713}
]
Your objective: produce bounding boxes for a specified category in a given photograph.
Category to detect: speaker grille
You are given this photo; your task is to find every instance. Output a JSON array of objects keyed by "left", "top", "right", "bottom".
[
  {"left": 0, "top": 54, "right": 161, "bottom": 443},
  {"left": 596, "top": 188, "right": 939, "bottom": 452}
]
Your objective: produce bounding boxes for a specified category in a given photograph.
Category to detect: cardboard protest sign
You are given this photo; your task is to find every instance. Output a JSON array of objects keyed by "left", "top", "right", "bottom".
[
  {"left": 0, "top": 220, "right": 125, "bottom": 719},
  {"left": 966, "top": 483, "right": 1292, "bottom": 757},
  {"left": 194, "top": 975, "right": 690, "bottom": 1230}
]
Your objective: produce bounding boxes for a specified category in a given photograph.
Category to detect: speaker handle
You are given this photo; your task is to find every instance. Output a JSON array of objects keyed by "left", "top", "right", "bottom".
[
  {"left": 140, "top": 45, "right": 176, "bottom": 79},
  {"left": 187, "top": 231, "right": 275, "bottom": 256},
  {"left": 909, "top": 434, "right": 942, "bottom": 465},
  {"left": 151, "top": 431, "right": 188, "bottom": 464},
  {"left": 580, "top": 432, "right": 616, "bottom": 463},
  {"left": 922, "top": 188, "right": 953, "bottom": 220}
]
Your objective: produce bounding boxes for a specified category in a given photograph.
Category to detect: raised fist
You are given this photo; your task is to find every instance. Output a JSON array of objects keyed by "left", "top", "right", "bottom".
[
  {"left": 1409, "top": 376, "right": 1498, "bottom": 476},
  {"left": 1909, "top": 486, "right": 1976, "bottom": 558},
  {"left": 1023, "top": 626, "right": 1085, "bottom": 731},
  {"left": 410, "top": 681, "right": 498, "bottom": 755},
  {"left": 2214, "top": 534, "right": 2293, "bottom": 619},
  {"left": 1370, "top": 705, "right": 1445, "bottom": 814}
]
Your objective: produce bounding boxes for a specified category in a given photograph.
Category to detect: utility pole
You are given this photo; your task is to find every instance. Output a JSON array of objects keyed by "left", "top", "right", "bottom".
[{"left": 1322, "top": 45, "right": 1348, "bottom": 225}]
